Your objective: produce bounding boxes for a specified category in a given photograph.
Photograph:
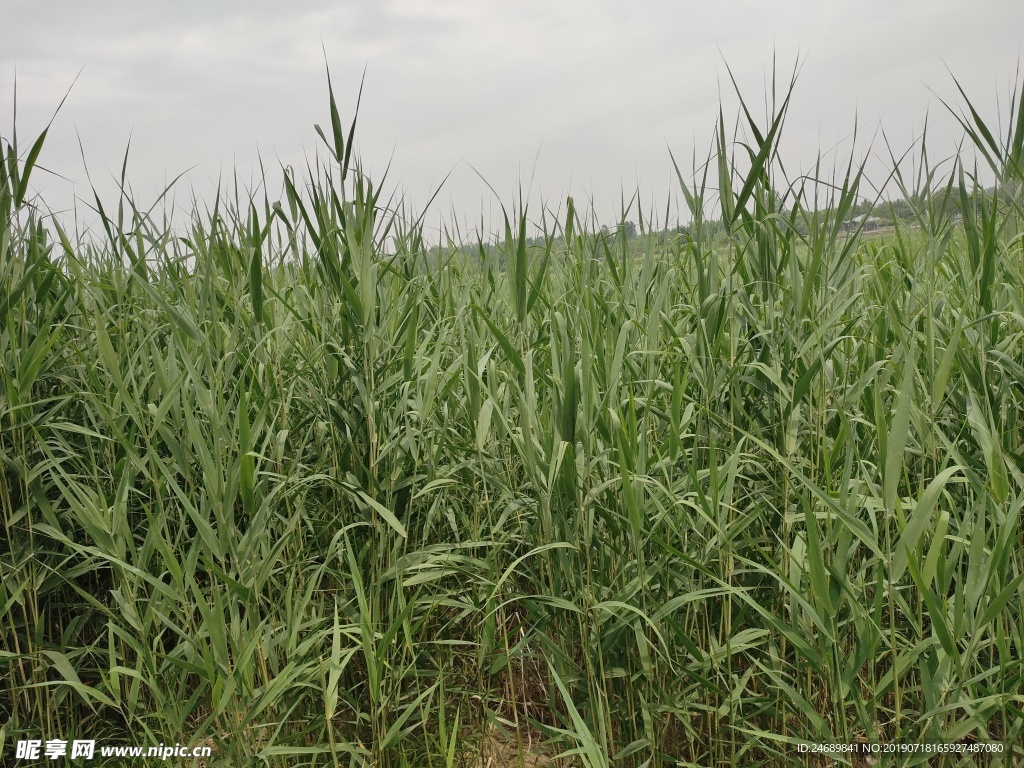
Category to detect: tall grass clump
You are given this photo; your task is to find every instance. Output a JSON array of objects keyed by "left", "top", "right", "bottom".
[{"left": 2, "top": 66, "right": 1024, "bottom": 767}]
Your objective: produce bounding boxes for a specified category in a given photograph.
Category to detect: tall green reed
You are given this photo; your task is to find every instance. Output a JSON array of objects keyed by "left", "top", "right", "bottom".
[{"left": 2, "top": 66, "right": 1023, "bottom": 767}]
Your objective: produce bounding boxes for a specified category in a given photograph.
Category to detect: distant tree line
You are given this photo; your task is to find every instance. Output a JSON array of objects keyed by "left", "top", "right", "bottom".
[{"left": 424, "top": 183, "right": 1015, "bottom": 266}]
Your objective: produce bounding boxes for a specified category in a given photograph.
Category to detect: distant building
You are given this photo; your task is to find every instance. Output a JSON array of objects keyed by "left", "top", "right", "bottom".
[{"left": 843, "top": 214, "right": 881, "bottom": 232}]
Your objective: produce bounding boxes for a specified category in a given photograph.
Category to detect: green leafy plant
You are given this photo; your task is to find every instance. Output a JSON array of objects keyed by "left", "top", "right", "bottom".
[{"left": 2, "top": 64, "right": 1023, "bottom": 768}]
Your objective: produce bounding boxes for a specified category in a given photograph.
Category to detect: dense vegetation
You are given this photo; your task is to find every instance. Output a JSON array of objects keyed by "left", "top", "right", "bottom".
[{"left": 3, "top": 72, "right": 1024, "bottom": 767}]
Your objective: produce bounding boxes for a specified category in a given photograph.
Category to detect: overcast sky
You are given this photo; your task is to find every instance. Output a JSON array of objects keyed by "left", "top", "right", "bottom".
[{"left": 2, "top": 1, "right": 1022, "bottom": 240}]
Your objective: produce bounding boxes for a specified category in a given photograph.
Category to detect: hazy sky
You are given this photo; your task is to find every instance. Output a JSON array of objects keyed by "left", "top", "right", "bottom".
[{"left": 3, "top": 1, "right": 1022, "bottom": 240}]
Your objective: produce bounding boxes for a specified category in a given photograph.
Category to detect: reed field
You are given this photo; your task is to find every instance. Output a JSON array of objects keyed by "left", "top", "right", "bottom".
[{"left": 2, "top": 70, "right": 1024, "bottom": 767}]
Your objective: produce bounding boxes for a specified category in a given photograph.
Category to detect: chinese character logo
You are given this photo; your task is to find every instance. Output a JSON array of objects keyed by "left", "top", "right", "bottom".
[
  {"left": 16, "top": 740, "right": 42, "bottom": 760},
  {"left": 70, "top": 740, "right": 96, "bottom": 760}
]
